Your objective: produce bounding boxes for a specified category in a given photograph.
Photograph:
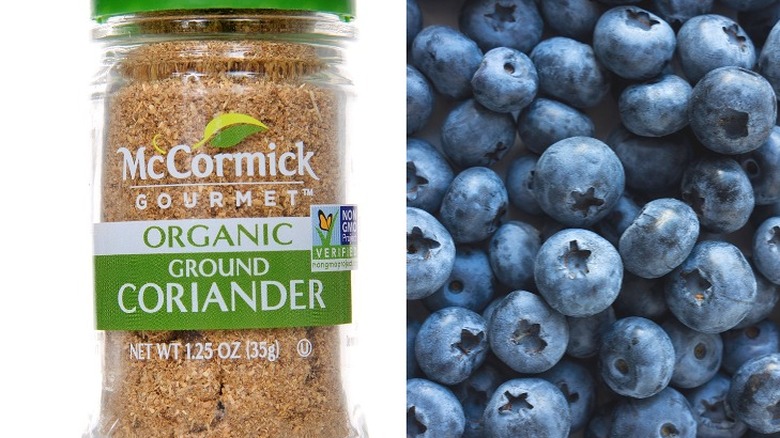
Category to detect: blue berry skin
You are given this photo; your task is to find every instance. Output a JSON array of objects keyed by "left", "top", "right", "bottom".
[
  {"left": 407, "top": 138, "right": 454, "bottom": 214},
  {"left": 407, "top": 378, "right": 466, "bottom": 438},
  {"left": 754, "top": 217, "right": 780, "bottom": 285},
  {"left": 424, "top": 246, "right": 496, "bottom": 313},
  {"left": 619, "top": 198, "right": 700, "bottom": 279},
  {"left": 618, "top": 75, "right": 692, "bottom": 138},
  {"left": 593, "top": 6, "right": 676, "bottom": 80},
  {"left": 727, "top": 353, "right": 780, "bottom": 434},
  {"left": 607, "top": 126, "right": 692, "bottom": 196},
  {"left": 439, "top": 166, "right": 508, "bottom": 244},
  {"left": 440, "top": 99, "right": 516, "bottom": 169},
  {"left": 599, "top": 316, "right": 675, "bottom": 399},
  {"left": 483, "top": 378, "right": 571, "bottom": 438},
  {"left": 407, "top": 0, "right": 423, "bottom": 47},
  {"left": 686, "top": 372, "right": 748, "bottom": 438},
  {"left": 415, "top": 307, "right": 490, "bottom": 385},
  {"left": 453, "top": 365, "right": 503, "bottom": 438},
  {"left": 533, "top": 136, "right": 625, "bottom": 227},
  {"left": 615, "top": 273, "right": 669, "bottom": 320},
  {"left": 610, "top": 387, "right": 698, "bottom": 437},
  {"left": 406, "top": 65, "right": 434, "bottom": 135},
  {"left": 489, "top": 221, "right": 541, "bottom": 290},
  {"left": 722, "top": 320, "right": 780, "bottom": 375},
  {"left": 720, "top": 0, "right": 778, "bottom": 11},
  {"left": 539, "top": 0, "right": 603, "bottom": 42},
  {"left": 530, "top": 37, "right": 611, "bottom": 109},
  {"left": 689, "top": 66, "right": 777, "bottom": 155},
  {"left": 661, "top": 318, "right": 723, "bottom": 389},
  {"left": 458, "top": 0, "right": 543, "bottom": 53},
  {"left": 740, "top": 3, "right": 780, "bottom": 47},
  {"left": 505, "top": 154, "right": 543, "bottom": 215},
  {"left": 516, "top": 98, "right": 595, "bottom": 155},
  {"left": 681, "top": 157, "right": 756, "bottom": 234},
  {"left": 535, "top": 228, "right": 623, "bottom": 317},
  {"left": 472, "top": 47, "right": 538, "bottom": 114},
  {"left": 407, "top": 207, "right": 457, "bottom": 300},
  {"left": 759, "top": 21, "right": 780, "bottom": 99},
  {"left": 596, "top": 193, "right": 640, "bottom": 246},
  {"left": 650, "top": 0, "right": 714, "bottom": 28},
  {"left": 540, "top": 359, "right": 596, "bottom": 432},
  {"left": 482, "top": 296, "right": 503, "bottom": 329},
  {"left": 737, "top": 126, "right": 780, "bottom": 206},
  {"left": 676, "top": 15, "right": 756, "bottom": 84},
  {"left": 734, "top": 265, "right": 780, "bottom": 329},
  {"left": 488, "top": 290, "right": 569, "bottom": 373},
  {"left": 664, "top": 240, "right": 757, "bottom": 334},
  {"left": 411, "top": 25, "right": 483, "bottom": 100},
  {"left": 566, "top": 307, "right": 617, "bottom": 359},
  {"left": 408, "top": 319, "right": 422, "bottom": 378}
]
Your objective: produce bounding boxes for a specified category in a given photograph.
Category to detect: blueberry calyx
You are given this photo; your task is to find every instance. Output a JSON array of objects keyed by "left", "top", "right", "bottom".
[
  {"left": 681, "top": 268, "right": 712, "bottom": 304},
  {"left": 406, "top": 162, "right": 429, "bottom": 201},
  {"left": 626, "top": 9, "right": 660, "bottom": 31},
  {"left": 485, "top": 4, "right": 516, "bottom": 24},
  {"left": 484, "top": 142, "right": 509, "bottom": 165},
  {"left": 498, "top": 391, "right": 533, "bottom": 413},
  {"left": 407, "top": 406, "right": 427, "bottom": 434},
  {"left": 660, "top": 422, "right": 680, "bottom": 437},
  {"left": 564, "top": 240, "right": 591, "bottom": 279},
  {"left": 720, "top": 108, "right": 750, "bottom": 139},
  {"left": 723, "top": 24, "right": 749, "bottom": 51},
  {"left": 559, "top": 382, "right": 579, "bottom": 403},
  {"left": 455, "top": 328, "right": 486, "bottom": 355},
  {"left": 769, "top": 226, "right": 780, "bottom": 246},
  {"left": 571, "top": 187, "right": 605, "bottom": 216},
  {"left": 511, "top": 319, "right": 547, "bottom": 353},
  {"left": 407, "top": 226, "right": 441, "bottom": 258}
]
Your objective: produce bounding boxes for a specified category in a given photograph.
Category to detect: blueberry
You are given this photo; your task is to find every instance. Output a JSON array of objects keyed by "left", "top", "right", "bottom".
[
  {"left": 505, "top": 154, "right": 543, "bottom": 215},
  {"left": 408, "top": 319, "right": 422, "bottom": 378},
  {"left": 720, "top": 0, "right": 779, "bottom": 11},
  {"left": 607, "top": 126, "right": 692, "bottom": 196},
  {"left": 686, "top": 372, "right": 748, "bottom": 438},
  {"left": 483, "top": 378, "right": 571, "bottom": 437},
  {"left": 489, "top": 221, "right": 541, "bottom": 290},
  {"left": 488, "top": 290, "right": 569, "bottom": 373},
  {"left": 599, "top": 316, "right": 675, "bottom": 399},
  {"left": 650, "top": 0, "right": 714, "bottom": 28},
  {"left": 689, "top": 66, "right": 777, "bottom": 155},
  {"left": 424, "top": 246, "right": 496, "bottom": 313},
  {"left": 681, "top": 157, "right": 755, "bottom": 234},
  {"left": 453, "top": 365, "right": 503, "bottom": 438},
  {"left": 618, "top": 74, "right": 691, "bottom": 137},
  {"left": 676, "top": 14, "right": 756, "bottom": 84},
  {"left": 734, "top": 265, "right": 780, "bottom": 329},
  {"left": 440, "top": 99, "right": 516, "bottom": 169},
  {"left": 593, "top": 6, "right": 676, "bottom": 80},
  {"left": 535, "top": 228, "right": 623, "bottom": 317},
  {"left": 614, "top": 273, "right": 669, "bottom": 320},
  {"left": 407, "top": 378, "right": 466, "bottom": 437},
  {"left": 539, "top": 0, "right": 603, "bottom": 42},
  {"left": 758, "top": 20, "right": 780, "bottom": 99},
  {"left": 737, "top": 126, "right": 780, "bottom": 206},
  {"left": 566, "top": 307, "right": 617, "bottom": 359},
  {"left": 540, "top": 359, "right": 596, "bottom": 432},
  {"left": 530, "top": 36, "right": 611, "bottom": 109},
  {"left": 471, "top": 47, "right": 538, "bottom": 113},
  {"left": 411, "top": 25, "right": 483, "bottom": 99},
  {"left": 753, "top": 217, "right": 780, "bottom": 285},
  {"left": 407, "top": 207, "right": 456, "bottom": 300},
  {"left": 619, "top": 198, "right": 700, "bottom": 279},
  {"left": 533, "top": 136, "right": 625, "bottom": 227},
  {"left": 661, "top": 318, "right": 723, "bottom": 389},
  {"left": 596, "top": 193, "right": 640, "bottom": 247},
  {"left": 664, "top": 240, "right": 757, "bottom": 334},
  {"left": 516, "top": 98, "right": 595, "bottom": 155},
  {"left": 439, "top": 166, "right": 508, "bottom": 244},
  {"left": 610, "top": 387, "right": 697, "bottom": 437},
  {"left": 406, "top": 138, "right": 454, "bottom": 214},
  {"left": 482, "top": 296, "right": 503, "bottom": 329},
  {"left": 726, "top": 353, "right": 780, "bottom": 434},
  {"left": 458, "top": 0, "right": 543, "bottom": 53},
  {"left": 722, "top": 319, "right": 780, "bottom": 374},
  {"left": 415, "top": 307, "right": 489, "bottom": 385},
  {"left": 407, "top": 0, "right": 423, "bottom": 46},
  {"left": 406, "top": 65, "right": 434, "bottom": 135}
]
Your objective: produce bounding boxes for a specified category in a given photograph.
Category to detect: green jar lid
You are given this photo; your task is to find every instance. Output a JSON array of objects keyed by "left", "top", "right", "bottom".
[{"left": 92, "top": 0, "right": 355, "bottom": 21}]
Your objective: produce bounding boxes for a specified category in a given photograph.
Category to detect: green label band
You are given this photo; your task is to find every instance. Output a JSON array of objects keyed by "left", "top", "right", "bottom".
[{"left": 95, "top": 250, "right": 351, "bottom": 330}]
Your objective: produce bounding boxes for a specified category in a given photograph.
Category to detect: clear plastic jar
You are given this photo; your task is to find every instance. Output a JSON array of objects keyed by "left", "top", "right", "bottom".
[{"left": 90, "top": 2, "right": 361, "bottom": 437}]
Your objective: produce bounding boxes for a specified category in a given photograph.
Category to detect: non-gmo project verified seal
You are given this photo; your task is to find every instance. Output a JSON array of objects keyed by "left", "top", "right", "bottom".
[{"left": 310, "top": 204, "right": 357, "bottom": 272}]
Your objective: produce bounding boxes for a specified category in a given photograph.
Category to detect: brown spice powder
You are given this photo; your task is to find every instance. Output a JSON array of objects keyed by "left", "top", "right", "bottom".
[{"left": 96, "top": 40, "right": 353, "bottom": 438}]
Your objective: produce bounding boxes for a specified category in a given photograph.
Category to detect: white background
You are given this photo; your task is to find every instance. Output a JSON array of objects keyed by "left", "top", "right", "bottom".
[{"left": 0, "top": 1, "right": 404, "bottom": 437}]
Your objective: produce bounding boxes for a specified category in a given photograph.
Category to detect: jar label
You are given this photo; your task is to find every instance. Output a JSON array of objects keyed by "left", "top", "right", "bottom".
[{"left": 94, "top": 208, "right": 356, "bottom": 330}]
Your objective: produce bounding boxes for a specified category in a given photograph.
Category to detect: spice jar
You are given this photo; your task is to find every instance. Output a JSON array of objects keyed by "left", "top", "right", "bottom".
[{"left": 89, "top": 1, "right": 361, "bottom": 437}]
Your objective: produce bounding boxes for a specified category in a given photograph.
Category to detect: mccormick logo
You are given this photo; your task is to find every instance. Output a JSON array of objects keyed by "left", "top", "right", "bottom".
[{"left": 116, "top": 113, "right": 320, "bottom": 181}]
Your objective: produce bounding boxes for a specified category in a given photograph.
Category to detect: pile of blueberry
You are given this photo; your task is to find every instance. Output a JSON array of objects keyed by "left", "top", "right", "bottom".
[{"left": 406, "top": 0, "right": 780, "bottom": 437}]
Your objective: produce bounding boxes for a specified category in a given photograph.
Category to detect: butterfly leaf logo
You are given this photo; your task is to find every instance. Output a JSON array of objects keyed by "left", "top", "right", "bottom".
[
  {"left": 315, "top": 209, "right": 339, "bottom": 247},
  {"left": 192, "top": 113, "right": 268, "bottom": 149}
]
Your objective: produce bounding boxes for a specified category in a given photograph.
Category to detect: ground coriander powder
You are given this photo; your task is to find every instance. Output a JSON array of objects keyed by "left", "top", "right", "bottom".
[{"left": 90, "top": 4, "right": 361, "bottom": 437}]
